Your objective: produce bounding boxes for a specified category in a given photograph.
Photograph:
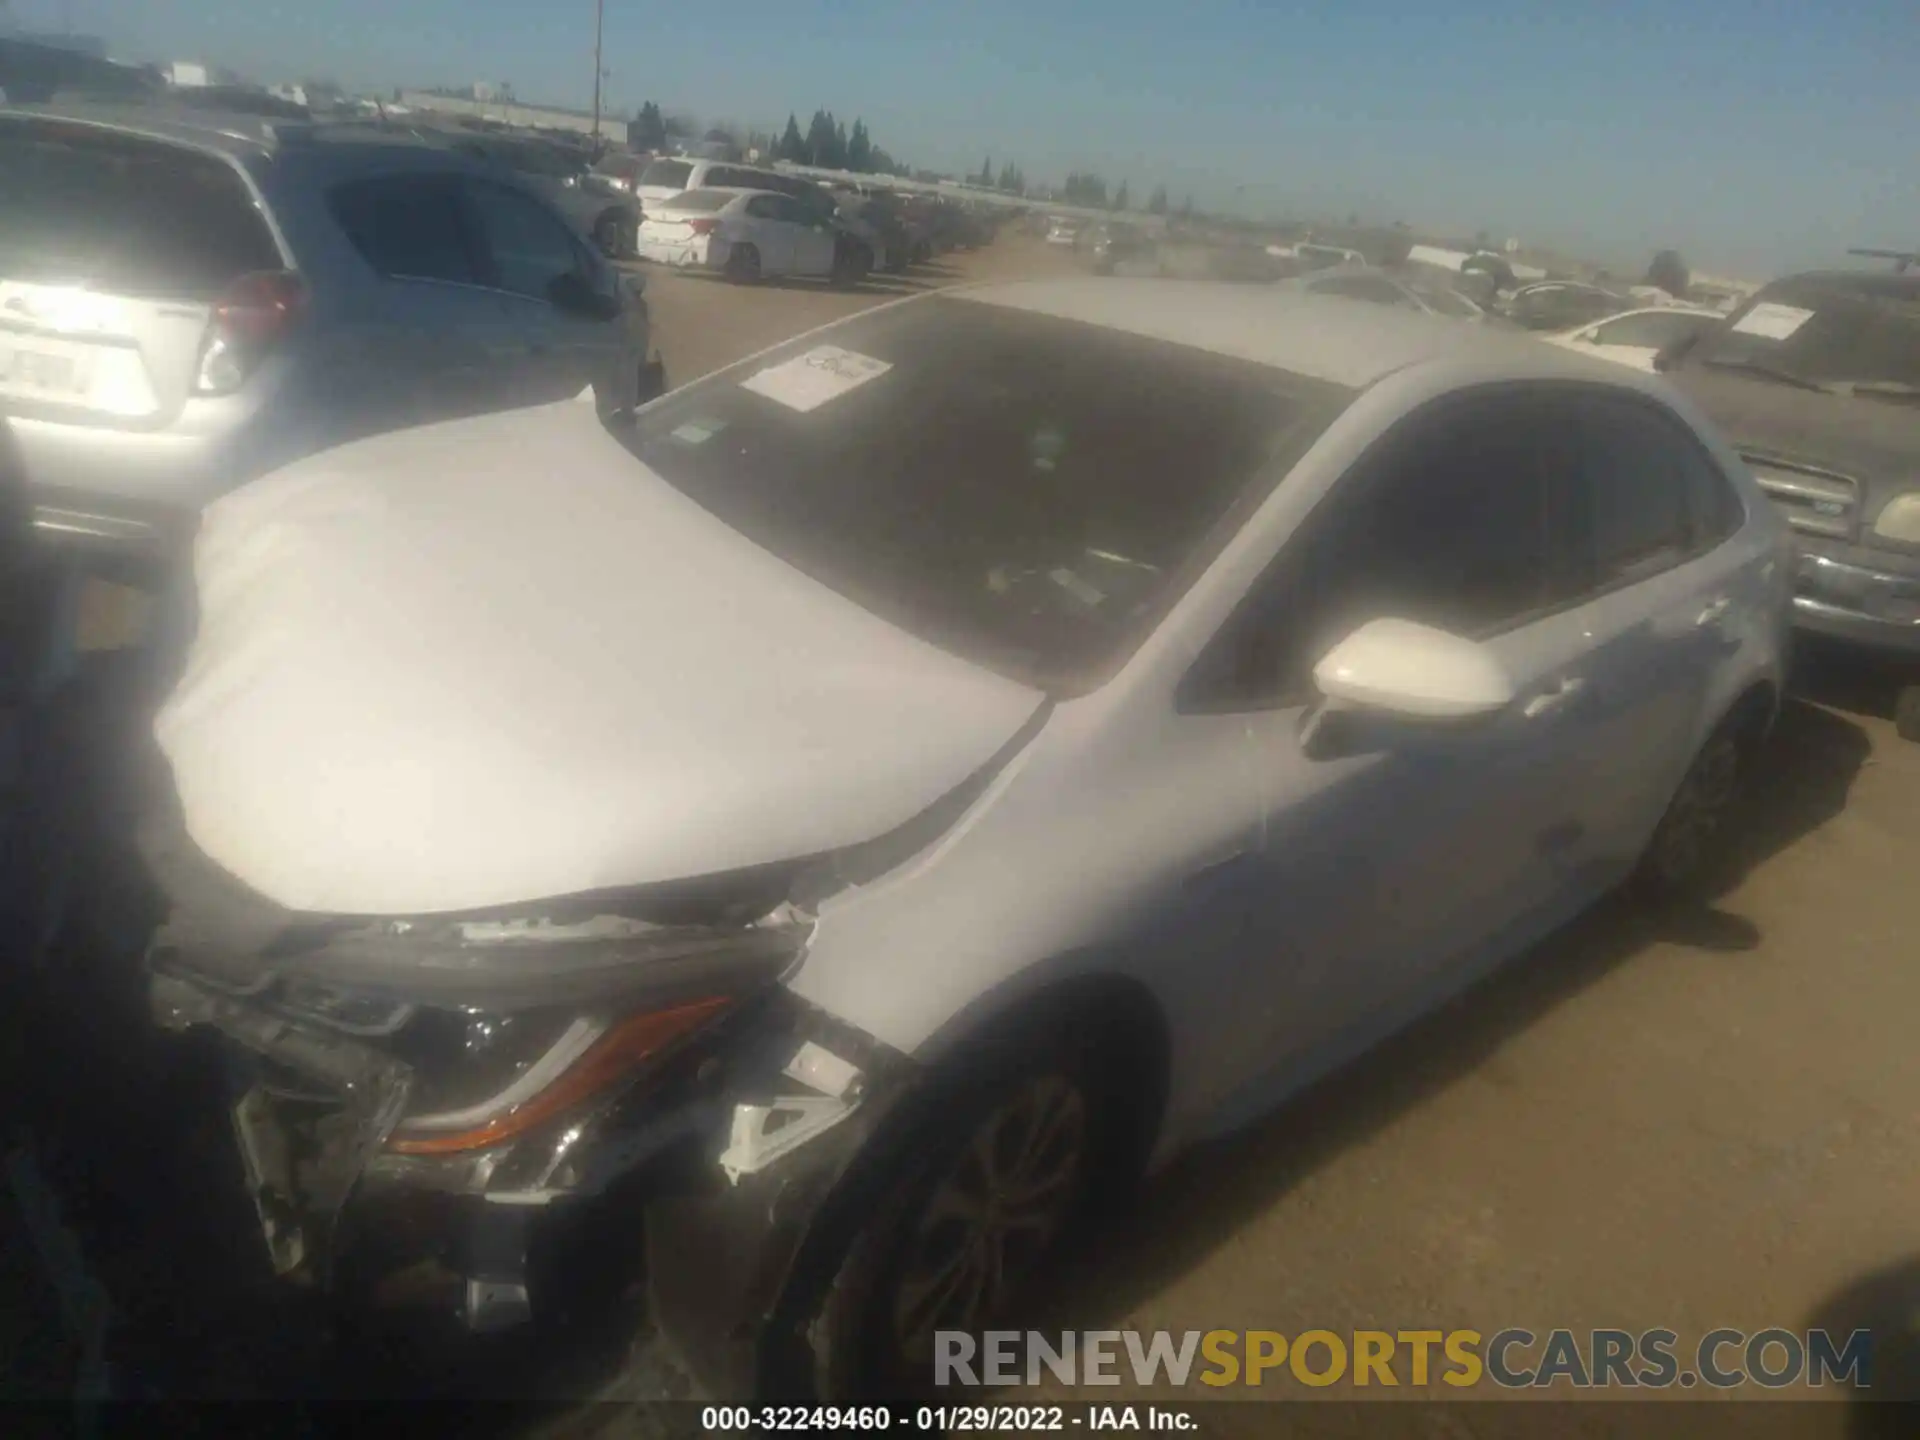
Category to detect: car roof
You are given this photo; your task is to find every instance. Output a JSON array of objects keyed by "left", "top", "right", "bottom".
[
  {"left": 0, "top": 102, "right": 459, "bottom": 169},
  {"left": 949, "top": 276, "right": 1611, "bottom": 389},
  {"left": 0, "top": 101, "right": 304, "bottom": 157}
]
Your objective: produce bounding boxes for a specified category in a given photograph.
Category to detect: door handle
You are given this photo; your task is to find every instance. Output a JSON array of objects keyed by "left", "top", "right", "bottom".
[
  {"left": 1695, "top": 596, "right": 1731, "bottom": 627},
  {"left": 1184, "top": 842, "right": 1254, "bottom": 890},
  {"left": 1521, "top": 675, "right": 1586, "bottom": 719}
]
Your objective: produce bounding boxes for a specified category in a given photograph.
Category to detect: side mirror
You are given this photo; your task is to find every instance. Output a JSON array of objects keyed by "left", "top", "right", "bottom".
[
  {"left": 1312, "top": 618, "right": 1515, "bottom": 721},
  {"left": 1650, "top": 330, "right": 1701, "bottom": 374},
  {"left": 547, "top": 271, "right": 620, "bottom": 321}
]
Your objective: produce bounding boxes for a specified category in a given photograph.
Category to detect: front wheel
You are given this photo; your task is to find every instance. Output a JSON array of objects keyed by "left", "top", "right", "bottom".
[
  {"left": 593, "top": 211, "right": 631, "bottom": 259},
  {"left": 831, "top": 242, "right": 872, "bottom": 289},
  {"left": 1634, "top": 726, "right": 1746, "bottom": 899},
  {"left": 808, "top": 1051, "right": 1099, "bottom": 1400},
  {"left": 724, "top": 242, "right": 762, "bottom": 283},
  {"left": 1896, "top": 684, "right": 1920, "bottom": 743}
]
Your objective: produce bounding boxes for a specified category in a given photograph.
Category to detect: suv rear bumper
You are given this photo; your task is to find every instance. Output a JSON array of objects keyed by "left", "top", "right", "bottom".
[{"left": 1792, "top": 543, "right": 1920, "bottom": 656}]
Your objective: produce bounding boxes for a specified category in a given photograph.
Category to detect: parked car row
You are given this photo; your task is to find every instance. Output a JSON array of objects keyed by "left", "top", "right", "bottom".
[
  {"left": 631, "top": 155, "right": 1005, "bottom": 285},
  {"left": 1, "top": 98, "right": 662, "bottom": 548}
]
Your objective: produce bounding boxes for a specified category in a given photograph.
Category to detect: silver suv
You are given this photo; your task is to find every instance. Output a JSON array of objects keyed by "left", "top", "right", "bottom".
[{"left": 1, "top": 103, "right": 658, "bottom": 550}]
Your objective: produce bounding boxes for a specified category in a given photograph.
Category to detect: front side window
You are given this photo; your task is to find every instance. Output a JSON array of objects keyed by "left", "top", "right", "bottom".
[
  {"left": 463, "top": 181, "right": 583, "bottom": 301},
  {"left": 1181, "top": 391, "right": 1572, "bottom": 712},
  {"left": 613, "top": 296, "right": 1354, "bottom": 691}
]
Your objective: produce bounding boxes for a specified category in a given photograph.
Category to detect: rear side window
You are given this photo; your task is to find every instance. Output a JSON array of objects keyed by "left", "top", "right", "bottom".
[
  {"left": 639, "top": 159, "right": 693, "bottom": 189},
  {"left": 1567, "top": 395, "right": 1741, "bottom": 587},
  {"left": 0, "top": 118, "right": 281, "bottom": 298},
  {"left": 329, "top": 175, "right": 482, "bottom": 286}
]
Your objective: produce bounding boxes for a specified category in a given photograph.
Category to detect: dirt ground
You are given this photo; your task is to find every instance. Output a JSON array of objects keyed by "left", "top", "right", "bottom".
[{"left": 13, "top": 235, "right": 1920, "bottom": 1434}]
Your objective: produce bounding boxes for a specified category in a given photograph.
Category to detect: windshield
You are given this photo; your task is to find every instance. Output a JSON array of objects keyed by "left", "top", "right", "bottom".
[
  {"left": 613, "top": 296, "right": 1352, "bottom": 691},
  {"left": 1691, "top": 276, "right": 1920, "bottom": 389},
  {"left": 638, "top": 159, "right": 694, "bottom": 189}
]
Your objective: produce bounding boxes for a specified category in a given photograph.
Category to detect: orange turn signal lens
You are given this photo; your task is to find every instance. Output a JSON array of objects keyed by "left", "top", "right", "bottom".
[{"left": 386, "top": 996, "right": 731, "bottom": 1157}]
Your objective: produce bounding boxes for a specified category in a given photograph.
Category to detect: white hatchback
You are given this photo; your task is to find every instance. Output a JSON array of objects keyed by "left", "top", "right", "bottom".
[{"left": 637, "top": 187, "right": 865, "bottom": 285}]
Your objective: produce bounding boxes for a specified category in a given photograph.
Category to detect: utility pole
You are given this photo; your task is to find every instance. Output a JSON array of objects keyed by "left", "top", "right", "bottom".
[{"left": 590, "top": 0, "right": 605, "bottom": 147}]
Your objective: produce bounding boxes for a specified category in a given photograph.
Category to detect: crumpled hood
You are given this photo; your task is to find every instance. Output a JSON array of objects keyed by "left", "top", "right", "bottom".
[
  {"left": 1670, "top": 366, "right": 1920, "bottom": 510},
  {"left": 155, "top": 401, "right": 1045, "bottom": 917}
]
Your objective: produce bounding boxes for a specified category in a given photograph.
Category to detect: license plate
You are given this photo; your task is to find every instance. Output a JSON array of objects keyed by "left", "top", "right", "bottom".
[{"left": 0, "top": 343, "right": 89, "bottom": 398}]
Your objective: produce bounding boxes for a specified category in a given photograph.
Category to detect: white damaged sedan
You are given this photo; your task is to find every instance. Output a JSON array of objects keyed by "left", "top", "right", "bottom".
[{"left": 145, "top": 279, "right": 1792, "bottom": 1399}]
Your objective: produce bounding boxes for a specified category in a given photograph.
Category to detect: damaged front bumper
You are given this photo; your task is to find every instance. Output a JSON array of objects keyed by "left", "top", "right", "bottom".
[{"left": 147, "top": 934, "right": 917, "bottom": 1387}]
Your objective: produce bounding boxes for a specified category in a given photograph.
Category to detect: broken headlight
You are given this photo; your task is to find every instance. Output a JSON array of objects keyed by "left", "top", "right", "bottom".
[{"left": 355, "top": 907, "right": 811, "bottom": 1159}]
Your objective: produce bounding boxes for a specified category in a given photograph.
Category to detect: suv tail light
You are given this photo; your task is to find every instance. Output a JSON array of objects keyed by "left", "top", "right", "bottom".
[
  {"left": 686, "top": 218, "right": 720, "bottom": 236},
  {"left": 194, "top": 270, "right": 306, "bottom": 396}
]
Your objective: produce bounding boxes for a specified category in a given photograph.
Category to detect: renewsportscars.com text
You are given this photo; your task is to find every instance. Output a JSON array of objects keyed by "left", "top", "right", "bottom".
[{"left": 934, "top": 1328, "right": 1874, "bottom": 1390}]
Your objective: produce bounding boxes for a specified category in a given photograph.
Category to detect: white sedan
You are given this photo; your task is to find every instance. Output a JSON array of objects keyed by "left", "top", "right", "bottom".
[
  {"left": 1543, "top": 304, "right": 1725, "bottom": 371},
  {"left": 637, "top": 187, "right": 869, "bottom": 285},
  {"left": 146, "top": 281, "right": 1793, "bottom": 1400}
]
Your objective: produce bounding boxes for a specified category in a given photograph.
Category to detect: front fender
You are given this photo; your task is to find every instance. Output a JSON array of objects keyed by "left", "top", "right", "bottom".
[{"left": 645, "top": 992, "right": 919, "bottom": 1400}]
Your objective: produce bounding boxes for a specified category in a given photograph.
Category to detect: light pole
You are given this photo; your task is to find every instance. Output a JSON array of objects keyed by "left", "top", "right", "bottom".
[{"left": 590, "top": 0, "right": 605, "bottom": 146}]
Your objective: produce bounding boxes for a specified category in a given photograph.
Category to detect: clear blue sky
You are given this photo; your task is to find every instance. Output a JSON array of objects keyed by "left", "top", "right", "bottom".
[{"left": 24, "top": 0, "right": 1919, "bottom": 278}]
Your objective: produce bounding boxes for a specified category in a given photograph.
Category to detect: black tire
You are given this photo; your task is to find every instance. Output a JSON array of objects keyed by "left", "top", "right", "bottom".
[
  {"left": 725, "top": 242, "right": 761, "bottom": 283},
  {"left": 593, "top": 211, "right": 629, "bottom": 259},
  {"left": 806, "top": 1025, "right": 1114, "bottom": 1401},
  {"left": 831, "top": 241, "right": 872, "bottom": 289},
  {"left": 1633, "top": 721, "right": 1750, "bottom": 900},
  {"left": 1897, "top": 684, "right": 1920, "bottom": 743}
]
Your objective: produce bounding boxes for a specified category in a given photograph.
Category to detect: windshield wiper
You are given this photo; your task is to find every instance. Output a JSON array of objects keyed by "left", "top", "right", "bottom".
[
  {"left": 1839, "top": 380, "right": 1920, "bottom": 406},
  {"left": 1699, "top": 358, "right": 1838, "bottom": 393}
]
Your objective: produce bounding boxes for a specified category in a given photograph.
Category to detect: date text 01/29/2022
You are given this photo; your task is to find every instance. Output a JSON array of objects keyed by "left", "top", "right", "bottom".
[{"left": 700, "top": 1405, "right": 1199, "bottom": 1431}]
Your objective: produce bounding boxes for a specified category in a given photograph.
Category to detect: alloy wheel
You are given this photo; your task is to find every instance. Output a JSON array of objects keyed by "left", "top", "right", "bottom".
[
  {"left": 889, "top": 1075, "right": 1088, "bottom": 1362},
  {"left": 1647, "top": 735, "right": 1740, "bottom": 888}
]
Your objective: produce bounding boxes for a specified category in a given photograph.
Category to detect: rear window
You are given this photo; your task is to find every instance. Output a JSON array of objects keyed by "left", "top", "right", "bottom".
[
  {"left": 660, "top": 189, "right": 732, "bottom": 213},
  {"left": 0, "top": 118, "right": 282, "bottom": 298},
  {"left": 614, "top": 296, "right": 1354, "bottom": 690},
  {"left": 639, "top": 159, "right": 693, "bottom": 189}
]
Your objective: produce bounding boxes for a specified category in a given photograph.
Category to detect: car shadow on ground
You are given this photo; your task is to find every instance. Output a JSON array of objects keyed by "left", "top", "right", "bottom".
[
  {"left": 1804, "top": 1255, "right": 1920, "bottom": 1437},
  {"left": 1029, "top": 694, "right": 1872, "bottom": 1338},
  {"left": 1791, "top": 636, "right": 1920, "bottom": 725}
]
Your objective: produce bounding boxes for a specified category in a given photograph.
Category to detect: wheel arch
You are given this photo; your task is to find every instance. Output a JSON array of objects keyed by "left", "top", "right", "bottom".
[{"left": 760, "top": 967, "right": 1172, "bottom": 1390}]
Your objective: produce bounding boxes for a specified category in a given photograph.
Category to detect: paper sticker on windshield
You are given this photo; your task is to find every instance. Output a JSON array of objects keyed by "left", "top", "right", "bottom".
[
  {"left": 671, "top": 419, "right": 724, "bottom": 445},
  {"left": 1731, "top": 302, "right": 1815, "bottom": 341},
  {"left": 740, "top": 346, "right": 892, "bottom": 413}
]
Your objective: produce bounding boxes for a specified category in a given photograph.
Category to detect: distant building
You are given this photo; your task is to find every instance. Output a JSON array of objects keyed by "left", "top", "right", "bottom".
[
  {"left": 163, "top": 60, "right": 243, "bottom": 88},
  {"left": 397, "top": 87, "right": 627, "bottom": 143}
]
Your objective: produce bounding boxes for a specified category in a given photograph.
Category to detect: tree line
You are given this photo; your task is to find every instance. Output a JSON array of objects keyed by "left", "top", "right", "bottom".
[{"left": 771, "top": 110, "right": 902, "bottom": 174}]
